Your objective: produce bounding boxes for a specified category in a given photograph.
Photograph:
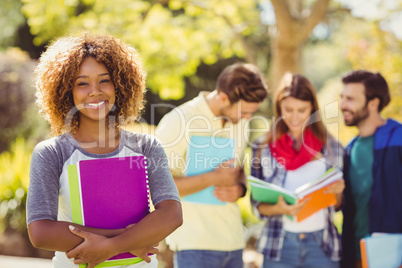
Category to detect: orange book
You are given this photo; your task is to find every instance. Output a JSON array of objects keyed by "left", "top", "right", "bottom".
[{"left": 296, "top": 182, "right": 337, "bottom": 222}]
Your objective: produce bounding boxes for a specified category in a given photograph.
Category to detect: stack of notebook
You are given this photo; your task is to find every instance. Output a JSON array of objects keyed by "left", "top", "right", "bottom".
[{"left": 68, "top": 156, "right": 150, "bottom": 267}]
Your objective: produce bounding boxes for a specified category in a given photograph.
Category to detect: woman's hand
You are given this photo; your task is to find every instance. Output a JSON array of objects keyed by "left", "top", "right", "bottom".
[
  {"left": 275, "top": 195, "right": 309, "bottom": 216},
  {"left": 67, "top": 224, "right": 161, "bottom": 266},
  {"left": 129, "top": 243, "right": 159, "bottom": 263},
  {"left": 258, "top": 195, "right": 309, "bottom": 217},
  {"left": 66, "top": 225, "right": 117, "bottom": 268},
  {"left": 124, "top": 223, "right": 159, "bottom": 262}
]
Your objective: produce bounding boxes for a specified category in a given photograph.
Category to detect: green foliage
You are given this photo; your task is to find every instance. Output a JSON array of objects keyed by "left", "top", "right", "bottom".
[
  {"left": 0, "top": 137, "right": 32, "bottom": 234},
  {"left": 21, "top": 0, "right": 78, "bottom": 45},
  {"left": 21, "top": 0, "right": 264, "bottom": 99},
  {"left": 0, "top": 0, "right": 25, "bottom": 48}
]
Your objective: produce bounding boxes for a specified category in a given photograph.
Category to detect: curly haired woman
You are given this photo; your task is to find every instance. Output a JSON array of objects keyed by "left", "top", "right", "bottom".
[{"left": 26, "top": 33, "right": 182, "bottom": 268}]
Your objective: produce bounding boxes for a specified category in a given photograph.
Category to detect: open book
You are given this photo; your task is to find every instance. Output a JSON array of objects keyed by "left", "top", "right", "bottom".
[
  {"left": 182, "top": 135, "right": 235, "bottom": 205},
  {"left": 360, "top": 233, "right": 402, "bottom": 268},
  {"left": 68, "top": 156, "right": 151, "bottom": 268},
  {"left": 248, "top": 167, "right": 343, "bottom": 222}
]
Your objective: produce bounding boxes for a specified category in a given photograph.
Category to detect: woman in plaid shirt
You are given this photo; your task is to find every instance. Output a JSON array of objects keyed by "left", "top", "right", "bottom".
[{"left": 250, "top": 73, "right": 344, "bottom": 268}]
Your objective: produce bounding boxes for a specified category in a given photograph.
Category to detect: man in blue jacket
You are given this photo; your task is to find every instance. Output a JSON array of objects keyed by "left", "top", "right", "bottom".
[{"left": 339, "top": 70, "right": 402, "bottom": 268}]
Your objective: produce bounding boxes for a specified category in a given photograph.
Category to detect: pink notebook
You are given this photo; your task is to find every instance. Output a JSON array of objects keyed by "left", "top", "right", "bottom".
[{"left": 68, "top": 156, "right": 150, "bottom": 267}]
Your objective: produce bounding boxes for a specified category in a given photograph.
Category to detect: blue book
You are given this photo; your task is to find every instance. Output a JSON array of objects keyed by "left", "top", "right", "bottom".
[
  {"left": 182, "top": 135, "right": 235, "bottom": 205},
  {"left": 360, "top": 233, "right": 402, "bottom": 268}
]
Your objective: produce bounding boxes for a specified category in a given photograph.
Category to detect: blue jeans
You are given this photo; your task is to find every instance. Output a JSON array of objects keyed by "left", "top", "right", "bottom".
[
  {"left": 174, "top": 249, "right": 243, "bottom": 268},
  {"left": 263, "top": 230, "right": 339, "bottom": 268}
]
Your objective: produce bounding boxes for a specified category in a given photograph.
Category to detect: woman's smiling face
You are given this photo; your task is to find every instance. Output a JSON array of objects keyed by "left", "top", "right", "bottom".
[
  {"left": 72, "top": 57, "right": 116, "bottom": 124},
  {"left": 280, "top": 96, "right": 313, "bottom": 138}
]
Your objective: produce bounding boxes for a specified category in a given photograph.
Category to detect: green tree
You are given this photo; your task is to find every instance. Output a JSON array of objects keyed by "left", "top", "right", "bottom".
[
  {"left": 21, "top": 0, "right": 339, "bottom": 98},
  {"left": 18, "top": 0, "right": 402, "bottom": 98},
  {"left": 21, "top": 0, "right": 261, "bottom": 98}
]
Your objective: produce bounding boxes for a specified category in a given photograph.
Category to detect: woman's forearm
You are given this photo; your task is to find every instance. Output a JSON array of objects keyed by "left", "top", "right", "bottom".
[
  {"left": 28, "top": 220, "right": 124, "bottom": 252},
  {"left": 257, "top": 202, "right": 283, "bottom": 216},
  {"left": 29, "top": 200, "right": 182, "bottom": 255}
]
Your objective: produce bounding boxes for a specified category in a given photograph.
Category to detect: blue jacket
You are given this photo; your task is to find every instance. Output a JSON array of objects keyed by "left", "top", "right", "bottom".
[{"left": 341, "top": 119, "right": 402, "bottom": 268}]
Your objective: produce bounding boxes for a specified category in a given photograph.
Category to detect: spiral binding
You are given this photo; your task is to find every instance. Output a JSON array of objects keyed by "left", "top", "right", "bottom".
[{"left": 143, "top": 156, "right": 151, "bottom": 212}]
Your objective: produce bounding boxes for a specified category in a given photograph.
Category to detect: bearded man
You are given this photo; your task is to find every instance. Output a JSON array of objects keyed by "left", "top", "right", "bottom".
[{"left": 339, "top": 70, "right": 402, "bottom": 268}]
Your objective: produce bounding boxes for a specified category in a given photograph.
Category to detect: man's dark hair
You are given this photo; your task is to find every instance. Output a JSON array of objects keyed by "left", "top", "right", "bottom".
[
  {"left": 216, "top": 63, "right": 268, "bottom": 103},
  {"left": 342, "top": 70, "right": 390, "bottom": 112}
]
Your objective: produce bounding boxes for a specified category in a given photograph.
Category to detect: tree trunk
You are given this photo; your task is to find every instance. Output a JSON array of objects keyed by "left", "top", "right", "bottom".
[
  {"left": 270, "top": 37, "right": 302, "bottom": 92},
  {"left": 269, "top": 0, "right": 330, "bottom": 92}
]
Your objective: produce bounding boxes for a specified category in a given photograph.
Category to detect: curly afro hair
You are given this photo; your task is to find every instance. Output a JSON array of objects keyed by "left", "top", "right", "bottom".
[{"left": 35, "top": 33, "right": 146, "bottom": 136}]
